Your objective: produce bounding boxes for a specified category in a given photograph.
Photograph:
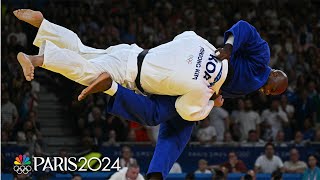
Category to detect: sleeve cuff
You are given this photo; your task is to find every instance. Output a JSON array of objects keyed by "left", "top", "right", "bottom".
[
  {"left": 225, "top": 34, "right": 234, "bottom": 45},
  {"left": 211, "top": 100, "right": 214, "bottom": 107},
  {"left": 104, "top": 81, "right": 118, "bottom": 96}
]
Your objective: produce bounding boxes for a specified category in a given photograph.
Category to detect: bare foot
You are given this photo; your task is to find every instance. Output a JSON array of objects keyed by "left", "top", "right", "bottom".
[
  {"left": 78, "top": 73, "right": 112, "bottom": 101},
  {"left": 17, "top": 52, "right": 35, "bottom": 81},
  {"left": 13, "top": 9, "right": 43, "bottom": 28}
]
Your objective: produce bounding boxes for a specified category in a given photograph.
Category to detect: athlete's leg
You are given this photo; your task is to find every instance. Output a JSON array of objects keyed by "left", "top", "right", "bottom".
[
  {"left": 147, "top": 119, "right": 194, "bottom": 179},
  {"left": 13, "top": 9, "right": 43, "bottom": 28},
  {"left": 16, "top": 52, "right": 41, "bottom": 81},
  {"left": 14, "top": 9, "right": 97, "bottom": 52},
  {"left": 13, "top": 9, "right": 130, "bottom": 59},
  {"left": 17, "top": 40, "right": 106, "bottom": 85},
  {"left": 105, "top": 85, "right": 194, "bottom": 178}
]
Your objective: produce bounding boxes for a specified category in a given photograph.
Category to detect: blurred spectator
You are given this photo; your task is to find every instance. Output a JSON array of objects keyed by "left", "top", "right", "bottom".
[
  {"left": 1, "top": 131, "right": 10, "bottom": 143},
  {"left": 7, "top": 34, "right": 24, "bottom": 53},
  {"left": 246, "top": 170, "right": 256, "bottom": 180},
  {"left": 290, "top": 131, "right": 308, "bottom": 147},
  {"left": 303, "top": 116, "right": 315, "bottom": 140},
  {"left": 302, "top": 155, "right": 320, "bottom": 180},
  {"left": 222, "top": 131, "right": 236, "bottom": 146},
  {"left": 294, "top": 90, "right": 316, "bottom": 131},
  {"left": 16, "top": 120, "right": 39, "bottom": 144},
  {"left": 271, "top": 170, "right": 282, "bottom": 180},
  {"left": 280, "top": 94, "right": 295, "bottom": 115},
  {"left": 242, "top": 130, "right": 264, "bottom": 147},
  {"left": 280, "top": 95, "right": 295, "bottom": 122},
  {"left": 195, "top": 159, "right": 211, "bottom": 174},
  {"left": 81, "top": 136, "right": 94, "bottom": 149},
  {"left": 274, "top": 131, "right": 287, "bottom": 147},
  {"left": 127, "top": 130, "right": 136, "bottom": 142},
  {"left": 27, "top": 111, "right": 40, "bottom": 131},
  {"left": 120, "top": 146, "right": 137, "bottom": 168},
  {"left": 233, "top": 99, "right": 262, "bottom": 141},
  {"left": 261, "top": 99, "right": 289, "bottom": 140},
  {"left": 254, "top": 143, "right": 284, "bottom": 173},
  {"left": 72, "top": 174, "right": 82, "bottom": 180},
  {"left": 185, "top": 173, "right": 195, "bottom": 180},
  {"left": 92, "top": 127, "right": 107, "bottom": 147},
  {"left": 313, "top": 129, "right": 320, "bottom": 142},
  {"left": 307, "top": 81, "right": 320, "bottom": 123},
  {"left": 105, "top": 130, "right": 118, "bottom": 146},
  {"left": 212, "top": 169, "right": 225, "bottom": 180},
  {"left": 280, "top": 95, "right": 295, "bottom": 140},
  {"left": 284, "top": 148, "right": 307, "bottom": 173},
  {"left": 1, "top": 91, "right": 18, "bottom": 129},
  {"left": 88, "top": 107, "right": 105, "bottom": 124},
  {"left": 31, "top": 80, "right": 40, "bottom": 96},
  {"left": 208, "top": 107, "right": 230, "bottom": 142},
  {"left": 54, "top": 149, "right": 70, "bottom": 174},
  {"left": 109, "top": 163, "right": 144, "bottom": 180},
  {"left": 87, "top": 107, "right": 109, "bottom": 142},
  {"left": 169, "top": 162, "right": 182, "bottom": 173},
  {"left": 196, "top": 118, "right": 217, "bottom": 144},
  {"left": 6, "top": 23, "right": 27, "bottom": 47},
  {"left": 220, "top": 151, "right": 247, "bottom": 173},
  {"left": 241, "top": 174, "right": 253, "bottom": 180},
  {"left": 105, "top": 115, "right": 128, "bottom": 141},
  {"left": 230, "top": 99, "right": 245, "bottom": 140},
  {"left": 59, "top": 149, "right": 68, "bottom": 158}
]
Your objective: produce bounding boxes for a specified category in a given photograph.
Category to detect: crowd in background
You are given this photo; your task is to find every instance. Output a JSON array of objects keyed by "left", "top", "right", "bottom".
[
  {"left": 83, "top": 144, "right": 320, "bottom": 179},
  {"left": 1, "top": 0, "right": 320, "bottom": 178},
  {"left": 2, "top": 3, "right": 43, "bottom": 152}
]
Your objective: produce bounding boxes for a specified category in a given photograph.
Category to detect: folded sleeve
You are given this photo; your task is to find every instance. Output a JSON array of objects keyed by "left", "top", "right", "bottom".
[
  {"left": 175, "top": 86, "right": 214, "bottom": 121},
  {"left": 224, "top": 20, "right": 270, "bottom": 65}
]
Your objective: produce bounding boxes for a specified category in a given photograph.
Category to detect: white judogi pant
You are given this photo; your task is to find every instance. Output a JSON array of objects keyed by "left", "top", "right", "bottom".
[{"left": 34, "top": 19, "right": 141, "bottom": 89}]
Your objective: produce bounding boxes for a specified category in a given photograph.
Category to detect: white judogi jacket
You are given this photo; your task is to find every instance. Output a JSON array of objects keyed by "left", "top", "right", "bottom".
[
  {"left": 136, "top": 31, "right": 228, "bottom": 120},
  {"left": 35, "top": 20, "right": 228, "bottom": 121}
]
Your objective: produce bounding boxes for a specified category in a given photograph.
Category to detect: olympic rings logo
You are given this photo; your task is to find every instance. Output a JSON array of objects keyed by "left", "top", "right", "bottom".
[
  {"left": 13, "top": 165, "right": 32, "bottom": 174},
  {"left": 186, "top": 55, "right": 193, "bottom": 64}
]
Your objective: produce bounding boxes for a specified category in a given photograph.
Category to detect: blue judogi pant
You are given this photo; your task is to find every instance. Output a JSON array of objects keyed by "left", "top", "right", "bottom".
[{"left": 107, "top": 85, "right": 195, "bottom": 178}]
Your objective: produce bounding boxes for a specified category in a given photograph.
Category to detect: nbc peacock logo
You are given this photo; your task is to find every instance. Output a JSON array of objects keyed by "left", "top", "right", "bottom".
[{"left": 13, "top": 154, "right": 32, "bottom": 174}]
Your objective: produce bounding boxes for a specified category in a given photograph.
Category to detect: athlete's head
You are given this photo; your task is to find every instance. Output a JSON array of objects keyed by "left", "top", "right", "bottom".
[{"left": 259, "top": 69, "right": 288, "bottom": 95}]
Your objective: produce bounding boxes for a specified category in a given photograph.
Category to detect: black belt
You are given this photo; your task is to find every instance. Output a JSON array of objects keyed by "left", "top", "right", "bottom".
[{"left": 135, "top": 49, "right": 149, "bottom": 93}]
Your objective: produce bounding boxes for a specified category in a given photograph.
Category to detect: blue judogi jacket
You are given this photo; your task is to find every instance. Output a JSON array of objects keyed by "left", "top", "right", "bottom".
[{"left": 221, "top": 20, "right": 272, "bottom": 98}]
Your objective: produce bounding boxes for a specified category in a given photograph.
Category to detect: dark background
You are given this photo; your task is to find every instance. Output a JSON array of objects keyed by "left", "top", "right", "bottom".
[{"left": 1, "top": 0, "right": 320, "bottom": 178}]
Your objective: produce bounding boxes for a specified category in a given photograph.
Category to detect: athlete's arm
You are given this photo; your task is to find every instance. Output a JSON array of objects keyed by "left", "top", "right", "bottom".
[
  {"left": 78, "top": 72, "right": 115, "bottom": 101},
  {"left": 216, "top": 20, "right": 270, "bottom": 65},
  {"left": 215, "top": 38, "right": 233, "bottom": 61},
  {"left": 175, "top": 86, "right": 224, "bottom": 121}
]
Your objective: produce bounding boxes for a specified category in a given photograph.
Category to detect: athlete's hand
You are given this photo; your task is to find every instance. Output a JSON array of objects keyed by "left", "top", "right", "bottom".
[
  {"left": 215, "top": 44, "right": 233, "bottom": 61},
  {"left": 213, "top": 95, "right": 224, "bottom": 107},
  {"left": 78, "top": 72, "right": 112, "bottom": 101},
  {"left": 210, "top": 90, "right": 222, "bottom": 100}
]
